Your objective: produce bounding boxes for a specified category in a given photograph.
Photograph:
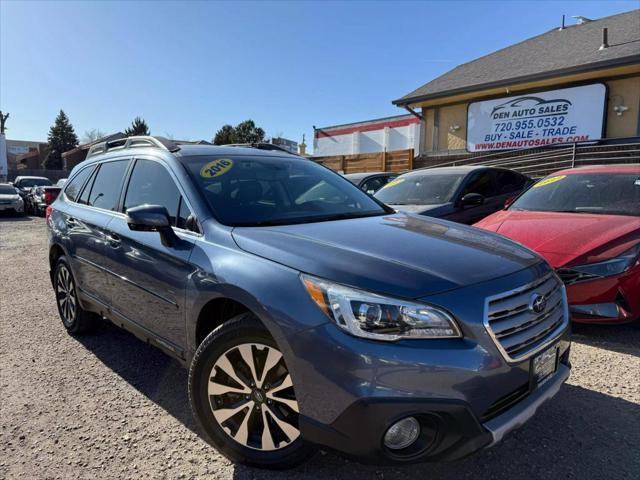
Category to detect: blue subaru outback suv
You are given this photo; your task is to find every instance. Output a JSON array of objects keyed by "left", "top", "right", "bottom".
[{"left": 47, "top": 136, "right": 571, "bottom": 469}]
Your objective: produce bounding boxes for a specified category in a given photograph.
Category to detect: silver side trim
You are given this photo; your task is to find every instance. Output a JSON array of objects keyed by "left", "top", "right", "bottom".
[{"left": 484, "top": 364, "right": 570, "bottom": 446}]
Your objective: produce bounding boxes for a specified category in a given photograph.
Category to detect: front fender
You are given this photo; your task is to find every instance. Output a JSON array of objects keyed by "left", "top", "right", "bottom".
[{"left": 184, "top": 236, "right": 330, "bottom": 369}]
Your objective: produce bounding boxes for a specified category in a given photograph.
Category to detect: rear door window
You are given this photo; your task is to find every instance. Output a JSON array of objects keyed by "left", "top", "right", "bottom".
[
  {"left": 361, "top": 176, "right": 386, "bottom": 193},
  {"left": 494, "top": 170, "right": 527, "bottom": 195},
  {"left": 86, "top": 160, "right": 130, "bottom": 211},
  {"left": 461, "top": 171, "right": 497, "bottom": 198},
  {"left": 123, "top": 159, "right": 181, "bottom": 225},
  {"left": 64, "top": 166, "right": 95, "bottom": 202}
]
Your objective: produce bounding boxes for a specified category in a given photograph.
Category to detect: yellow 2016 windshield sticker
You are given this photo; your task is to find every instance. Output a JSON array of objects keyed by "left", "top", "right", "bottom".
[
  {"left": 381, "top": 178, "right": 405, "bottom": 189},
  {"left": 200, "top": 158, "right": 234, "bottom": 178},
  {"left": 533, "top": 175, "right": 566, "bottom": 188}
]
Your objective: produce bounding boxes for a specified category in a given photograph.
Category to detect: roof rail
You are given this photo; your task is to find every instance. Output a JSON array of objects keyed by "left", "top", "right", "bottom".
[{"left": 86, "top": 136, "right": 180, "bottom": 159}]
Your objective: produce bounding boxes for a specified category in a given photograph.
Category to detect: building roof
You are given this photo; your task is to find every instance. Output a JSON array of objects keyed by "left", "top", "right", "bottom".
[
  {"left": 317, "top": 113, "right": 416, "bottom": 132},
  {"left": 394, "top": 9, "right": 640, "bottom": 106},
  {"left": 62, "top": 132, "right": 126, "bottom": 158}
]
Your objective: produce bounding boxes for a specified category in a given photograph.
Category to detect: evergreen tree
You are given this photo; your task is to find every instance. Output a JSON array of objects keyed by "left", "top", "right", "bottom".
[
  {"left": 234, "top": 119, "right": 265, "bottom": 144},
  {"left": 212, "top": 120, "right": 266, "bottom": 145},
  {"left": 213, "top": 124, "right": 236, "bottom": 145},
  {"left": 44, "top": 110, "right": 78, "bottom": 169},
  {"left": 124, "top": 116, "right": 150, "bottom": 136}
]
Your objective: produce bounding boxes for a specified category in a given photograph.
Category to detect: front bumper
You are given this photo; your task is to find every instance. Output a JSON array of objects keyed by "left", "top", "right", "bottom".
[
  {"left": 0, "top": 203, "right": 24, "bottom": 213},
  {"left": 484, "top": 363, "right": 570, "bottom": 445},
  {"left": 564, "top": 265, "right": 639, "bottom": 324},
  {"left": 301, "top": 360, "right": 570, "bottom": 464}
]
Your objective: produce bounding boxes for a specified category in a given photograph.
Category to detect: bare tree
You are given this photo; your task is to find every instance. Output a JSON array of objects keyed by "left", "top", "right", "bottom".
[
  {"left": 0, "top": 111, "right": 9, "bottom": 134},
  {"left": 82, "top": 128, "right": 106, "bottom": 144}
]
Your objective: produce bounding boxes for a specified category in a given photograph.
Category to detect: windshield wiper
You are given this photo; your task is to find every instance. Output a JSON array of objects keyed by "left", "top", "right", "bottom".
[{"left": 552, "top": 209, "right": 598, "bottom": 214}]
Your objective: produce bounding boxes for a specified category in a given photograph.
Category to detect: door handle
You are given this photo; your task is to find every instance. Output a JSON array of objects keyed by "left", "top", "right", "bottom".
[{"left": 106, "top": 233, "right": 121, "bottom": 248}]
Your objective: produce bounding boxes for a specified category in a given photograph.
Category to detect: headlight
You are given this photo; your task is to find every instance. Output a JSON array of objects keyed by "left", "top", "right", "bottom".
[
  {"left": 301, "top": 274, "right": 461, "bottom": 341},
  {"left": 572, "top": 243, "right": 640, "bottom": 278}
]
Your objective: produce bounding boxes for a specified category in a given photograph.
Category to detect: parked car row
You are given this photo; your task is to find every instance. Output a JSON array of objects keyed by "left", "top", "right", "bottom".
[
  {"left": 0, "top": 175, "right": 66, "bottom": 216},
  {"left": 0, "top": 183, "right": 25, "bottom": 214},
  {"left": 475, "top": 165, "right": 639, "bottom": 325},
  {"left": 364, "top": 163, "right": 639, "bottom": 325},
  {"left": 10, "top": 134, "right": 637, "bottom": 469}
]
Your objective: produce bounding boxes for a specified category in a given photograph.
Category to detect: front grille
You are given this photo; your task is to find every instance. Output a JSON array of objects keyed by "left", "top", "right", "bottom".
[
  {"left": 556, "top": 268, "right": 599, "bottom": 285},
  {"left": 484, "top": 273, "right": 568, "bottom": 363}
]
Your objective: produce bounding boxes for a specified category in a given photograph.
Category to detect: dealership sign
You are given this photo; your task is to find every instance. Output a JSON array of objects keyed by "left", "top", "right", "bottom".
[{"left": 467, "top": 84, "right": 606, "bottom": 152}]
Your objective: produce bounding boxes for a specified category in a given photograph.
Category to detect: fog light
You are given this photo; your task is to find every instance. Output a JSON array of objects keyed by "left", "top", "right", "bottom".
[{"left": 383, "top": 417, "right": 420, "bottom": 450}]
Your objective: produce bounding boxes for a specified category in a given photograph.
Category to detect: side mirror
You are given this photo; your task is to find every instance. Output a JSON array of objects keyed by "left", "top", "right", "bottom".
[
  {"left": 126, "top": 204, "right": 177, "bottom": 246},
  {"left": 459, "top": 193, "right": 484, "bottom": 208},
  {"left": 504, "top": 196, "right": 515, "bottom": 209}
]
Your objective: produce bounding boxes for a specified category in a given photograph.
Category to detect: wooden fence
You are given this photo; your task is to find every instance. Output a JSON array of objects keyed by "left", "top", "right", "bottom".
[{"left": 312, "top": 148, "right": 414, "bottom": 173}]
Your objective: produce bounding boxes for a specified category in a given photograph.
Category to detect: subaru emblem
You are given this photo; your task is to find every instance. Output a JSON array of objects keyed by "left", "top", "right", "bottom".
[{"left": 529, "top": 293, "right": 547, "bottom": 314}]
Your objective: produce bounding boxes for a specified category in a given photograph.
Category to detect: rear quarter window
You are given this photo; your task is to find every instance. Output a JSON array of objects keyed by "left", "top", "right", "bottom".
[{"left": 64, "top": 166, "right": 95, "bottom": 202}]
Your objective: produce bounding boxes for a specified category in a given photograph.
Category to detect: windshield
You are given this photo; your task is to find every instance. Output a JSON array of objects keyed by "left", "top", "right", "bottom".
[
  {"left": 375, "top": 173, "right": 465, "bottom": 205},
  {"left": 0, "top": 185, "right": 17, "bottom": 194},
  {"left": 511, "top": 172, "right": 640, "bottom": 216},
  {"left": 184, "top": 155, "right": 387, "bottom": 226},
  {"left": 18, "top": 178, "right": 51, "bottom": 188}
]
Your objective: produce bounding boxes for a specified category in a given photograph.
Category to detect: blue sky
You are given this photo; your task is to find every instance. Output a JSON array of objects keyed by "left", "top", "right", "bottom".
[{"left": 1, "top": 0, "right": 637, "bottom": 149}]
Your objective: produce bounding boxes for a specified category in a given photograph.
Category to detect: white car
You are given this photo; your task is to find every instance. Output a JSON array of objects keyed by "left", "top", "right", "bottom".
[{"left": 0, "top": 183, "right": 25, "bottom": 215}]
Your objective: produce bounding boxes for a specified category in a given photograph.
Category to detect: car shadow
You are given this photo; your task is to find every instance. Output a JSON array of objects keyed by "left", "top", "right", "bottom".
[
  {"left": 76, "top": 320, "right": 640, "bottom": 480},
  {"left": 75, "top": 321, "right": 199, "bottom": 434},
  {"left": 0, "top": 214, "right": 33, "bottom": 221},
  {"left": 572, "top": 323, "right": 640, "bottom": 358}
]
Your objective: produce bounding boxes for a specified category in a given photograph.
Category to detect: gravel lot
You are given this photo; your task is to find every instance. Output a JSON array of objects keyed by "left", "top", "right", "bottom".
[{"left": 1, "top": 216, "right": 639, "bottom": 480}]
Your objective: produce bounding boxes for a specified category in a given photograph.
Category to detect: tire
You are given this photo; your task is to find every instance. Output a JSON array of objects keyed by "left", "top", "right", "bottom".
[
  {"left": 188, "top": 313, "right": 315, "bottom": 469},
  {"left": 53, "top": 256, "right": 99, "bottom": 335}
]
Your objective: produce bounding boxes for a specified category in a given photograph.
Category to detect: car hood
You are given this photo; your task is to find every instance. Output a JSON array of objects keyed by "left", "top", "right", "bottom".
[
  {"left": 232, "top": 213, "right": 540, "bottom": 299},
  {"left": 475, "top": 210, "right": 640, "bottom": 267}
]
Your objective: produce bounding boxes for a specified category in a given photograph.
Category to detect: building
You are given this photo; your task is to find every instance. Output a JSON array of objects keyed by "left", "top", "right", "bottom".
[
  {"left": 5, "top": 139, "right": 48, "bottom": 170},
  {"left": 62, "top": 132, "right": 126, "bottom": 170},
  {"left": 271, "top": 137, "right": 298, "bottom": 154},
  {"left": 393, "top": 10, "right": 640, "bottom": 163},
  {"left": 313, "top": 114, "right": 421, "bottom": 157}
]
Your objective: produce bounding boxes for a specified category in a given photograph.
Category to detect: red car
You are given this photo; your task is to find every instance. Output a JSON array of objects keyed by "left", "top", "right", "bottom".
[{"left": 475, "top": 165, "right": 640, "bottom": 324}]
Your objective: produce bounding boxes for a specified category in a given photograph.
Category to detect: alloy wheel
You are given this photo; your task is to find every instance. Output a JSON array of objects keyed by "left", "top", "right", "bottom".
[
  {"left": 56, "top": 265, "right": 77, "bottom": 327},
  {"left": 208, "top": 342, "right": 300, "bottom": 451}
]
